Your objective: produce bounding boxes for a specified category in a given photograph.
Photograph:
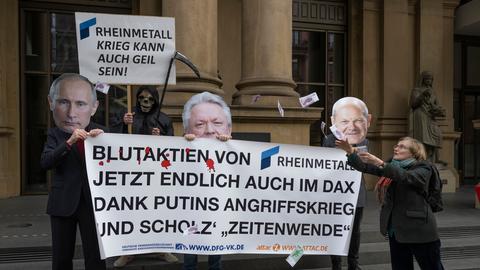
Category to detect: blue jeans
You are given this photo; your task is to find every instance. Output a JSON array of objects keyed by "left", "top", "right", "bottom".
[{"left": 183, "top": 254, "right": 221, "bottom": 270}]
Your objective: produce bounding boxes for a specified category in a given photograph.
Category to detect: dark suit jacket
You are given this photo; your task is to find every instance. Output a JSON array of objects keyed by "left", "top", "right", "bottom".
[
  {"left": 347, "top": 153, "right": 439, "bottom": 243},
  {"left": 323, "top": 134, "right": 367, "bottom": 207},
  {"left": 40, "top": 122, "right": 106, "bottom": 217}
]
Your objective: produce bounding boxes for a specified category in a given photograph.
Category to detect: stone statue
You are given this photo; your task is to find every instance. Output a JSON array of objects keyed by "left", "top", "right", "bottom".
[{"left": 409, "top": 71, "right": 446, "bottom": 163}]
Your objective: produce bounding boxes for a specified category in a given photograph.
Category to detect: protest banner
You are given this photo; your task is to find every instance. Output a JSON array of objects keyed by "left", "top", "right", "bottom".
[
  {"left": 85, "top": 133, "right": 362, "bottom": 259},
  {"left": 75, "top": 12, "right": 175, "bottom": 85}
]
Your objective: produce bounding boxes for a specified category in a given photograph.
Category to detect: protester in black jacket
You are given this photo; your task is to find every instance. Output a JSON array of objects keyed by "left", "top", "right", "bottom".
[
  {"left": 110, "top": 85, "right": 177, "bottom": 267},
  {"left": 326, "top": 96, "right": 371, "bottom": 270},
  {"left": 336, "top": 136, "right": 443, "bottom": 270},
  {"left": 41, "top": 73, "right": 106, "bottom": 270}
]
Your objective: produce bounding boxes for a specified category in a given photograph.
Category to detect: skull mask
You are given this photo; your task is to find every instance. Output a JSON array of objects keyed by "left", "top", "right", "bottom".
[{"left": 138, "top": 90, "right": 155, "bottom": 113}]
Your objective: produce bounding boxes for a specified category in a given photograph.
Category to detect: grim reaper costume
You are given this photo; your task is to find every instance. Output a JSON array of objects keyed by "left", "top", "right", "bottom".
[
  {"left": 110, "top": 85, "right": 178, "bottom": 266},
  {"left": 111, "top": 85, "right": 174, "bottom": 136}
]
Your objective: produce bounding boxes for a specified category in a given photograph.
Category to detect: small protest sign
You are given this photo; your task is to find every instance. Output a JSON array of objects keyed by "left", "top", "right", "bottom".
[{"left": 75, "top": 12, "right": 175, "bottom": 85}]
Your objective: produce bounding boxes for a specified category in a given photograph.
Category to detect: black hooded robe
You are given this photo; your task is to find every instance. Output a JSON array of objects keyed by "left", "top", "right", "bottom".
[{"left": 110, "top": 86, "right": 174, "bottom": 136}]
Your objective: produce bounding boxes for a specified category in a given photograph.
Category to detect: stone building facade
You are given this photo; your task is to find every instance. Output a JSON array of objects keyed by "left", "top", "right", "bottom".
[{"left": 0, "top": 0, "right": 464, "bottom": 198}]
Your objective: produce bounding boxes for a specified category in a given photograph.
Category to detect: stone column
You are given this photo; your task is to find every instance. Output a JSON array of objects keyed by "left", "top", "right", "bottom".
[
  {"left": 382, "top": 0, "right": 410, "bottom": 118},
  {"left": 162, "top": 0, "right": 223, "bottom": 105},
  {"left": 233, "top": 0, "right": 299, "bottom": 106},
  {"left": 416, "top": 0, "right": 460, "bottom": 192},
  {"left": 367, "top": 0, "right": 412, "bottom": 152},
  {"left": 0, "top": 0, "right": 20, "bottom": 198},
  {"left": 361, "top": 0, "right": 412, "bottom": 190},
  {"left": 347, "top": 0, "right": 364, "bottom": 99},
  {"left": 418, "top": 0, "right": 444, "bottom": 87}
]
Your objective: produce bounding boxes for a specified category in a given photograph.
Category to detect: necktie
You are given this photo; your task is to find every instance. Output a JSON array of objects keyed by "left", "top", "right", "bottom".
[{"left": 76, "top": 139, "right": 85, "bottom": 159}]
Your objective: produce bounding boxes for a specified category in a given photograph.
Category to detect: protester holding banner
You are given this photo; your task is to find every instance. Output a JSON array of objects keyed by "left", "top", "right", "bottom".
[
  {"left": 110, "top": 85, "right": 174, "bottom": 136},
  {"left": 181, "top": 91, "right": 232, "bottom": 270},
  {"left": 336, "top": 137, "right": 443, "bottom": 270},
  {"left": 111, "top": 85, "right": 178, "bottom": 267},
  {"left": 324, "top": 97, "right": 371, "bottom": 270},
  {"left": 40, "top": 73, "right": 106, "bottom": 270}
]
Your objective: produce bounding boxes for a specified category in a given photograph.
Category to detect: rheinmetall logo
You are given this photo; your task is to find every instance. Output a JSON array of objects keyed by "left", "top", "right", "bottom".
[
  {"left": 260, "top": 146, "right": 280, "bottom": 170},
  {"left": 79, "top": 17, "right": 97, "bottom": 40}
]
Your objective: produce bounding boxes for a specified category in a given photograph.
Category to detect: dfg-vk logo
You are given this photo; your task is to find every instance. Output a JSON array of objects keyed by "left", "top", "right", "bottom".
[
  {"left": 260, "top": 146, "right": 280, "bottom": 170},
  {"left": 175, "top": 243, "right": 188, "bottom": 250}
]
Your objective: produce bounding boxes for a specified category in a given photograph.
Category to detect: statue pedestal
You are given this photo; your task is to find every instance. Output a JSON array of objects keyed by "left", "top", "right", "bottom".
[{"left": 438, "top": 167, "right": 457, "bottom": 193}]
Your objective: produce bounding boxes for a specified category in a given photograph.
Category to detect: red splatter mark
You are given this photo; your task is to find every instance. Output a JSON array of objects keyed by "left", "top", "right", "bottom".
[
  {"left": 145, "top": 147, "right": 151, "bottom": 155},
  {"left": 161, "top": 159, "right": 171, "bottom": 169},
  {"left": 106, "top": 159, "right": 110, "bottom": 163},
  {"left": 99, "top": 161, "right": 104, "bottom": 166},
  {"left": 206, "top": 159, "right": 215, "bottom": 172},
  {"left": 166, "top": 153, "right": 170, "bottom": 157},
  {"left": 185, "top": 148, "right": 190, "bottom": 154}
]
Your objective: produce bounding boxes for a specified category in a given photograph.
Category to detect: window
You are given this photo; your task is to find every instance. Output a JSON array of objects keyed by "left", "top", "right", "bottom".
[
  {"left": 20, "top": 1, "right": 131, "bottom": 194},
  {"left": 453, "top": 37, "right": 480, "bottom": 184},
  {"left": 292, "top": 0, "right": 346, "bottom": 146}
]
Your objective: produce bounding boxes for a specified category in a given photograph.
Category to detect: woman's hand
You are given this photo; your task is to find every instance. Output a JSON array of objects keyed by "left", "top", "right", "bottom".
[
  {"left": 358, "top": 152, "right": 384, "bottom": 167},
  {"left": 335, "top": 139, "right": 354, "bottom": 154}
]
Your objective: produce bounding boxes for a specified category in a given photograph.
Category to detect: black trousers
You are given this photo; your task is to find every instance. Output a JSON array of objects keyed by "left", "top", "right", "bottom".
[
  {"left": 50, "top": 195, "right": 105, "bottom": 270},
  {"left": 388, "top": 235, "right": 443, "bottom": 270},
  {"left": 331, "top": 207, "right": 363, "bottom": 270}
]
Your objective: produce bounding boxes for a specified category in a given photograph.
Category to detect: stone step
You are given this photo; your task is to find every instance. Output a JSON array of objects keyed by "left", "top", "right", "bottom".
[
  {"left": 357, "top": 234, "right": 480, "bottom": 266},
  {"left": 360, "top": 225, "right": 480, "bottom": 243},
  {"left": 307, "top": 257, "right": 480, "bottom": 270},
  {"left": 105, "top": 234, "right": 480, "bottom": 270},
  {"left": 1, "top": 226, "right": 479, "bottom": 269},
  {"left": 2, "top": 255, "right": 479, "bottom": 270}
]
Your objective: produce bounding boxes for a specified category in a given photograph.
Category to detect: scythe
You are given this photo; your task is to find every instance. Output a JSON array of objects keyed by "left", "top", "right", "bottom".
[{"left": 158, "top": 51, "right": 201, "bottom": 111}]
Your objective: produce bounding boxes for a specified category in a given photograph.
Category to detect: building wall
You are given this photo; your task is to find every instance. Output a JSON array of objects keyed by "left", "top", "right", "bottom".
[
  {"left": 0, "top": 0, "right": 21, "bottom": 198},
  {"left": 218, "top": 0, "right": 242, "bottom": 105},
  {"left": 351, "top": 0, "right": 460, "bottom": 189},
  {"left": 0, "top": 0, "right": 461, "bottom": 197},
  {"left": 156, "top": 0, "right": 321, "bottom": 145}
]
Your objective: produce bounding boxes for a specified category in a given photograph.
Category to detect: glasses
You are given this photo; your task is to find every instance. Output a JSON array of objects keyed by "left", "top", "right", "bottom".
[{"left": 393, "top": 144, "right": 409, "bottom": 150}]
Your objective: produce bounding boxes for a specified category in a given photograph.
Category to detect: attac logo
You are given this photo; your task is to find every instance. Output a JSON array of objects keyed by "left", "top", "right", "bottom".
[
  {"left": 79, "top": 17, "right": 97, "bottom": 40},
  {"left": 260, "top": 146, "right": 280, "bottom": 170}
]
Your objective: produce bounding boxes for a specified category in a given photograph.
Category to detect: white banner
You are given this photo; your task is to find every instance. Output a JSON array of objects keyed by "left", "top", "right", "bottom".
[
  {"left": 75, "top": 12, "right": 175, "bottom": 85},
  {"left": 85, "top": 134, "right": 361, "bottom": 259}
]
